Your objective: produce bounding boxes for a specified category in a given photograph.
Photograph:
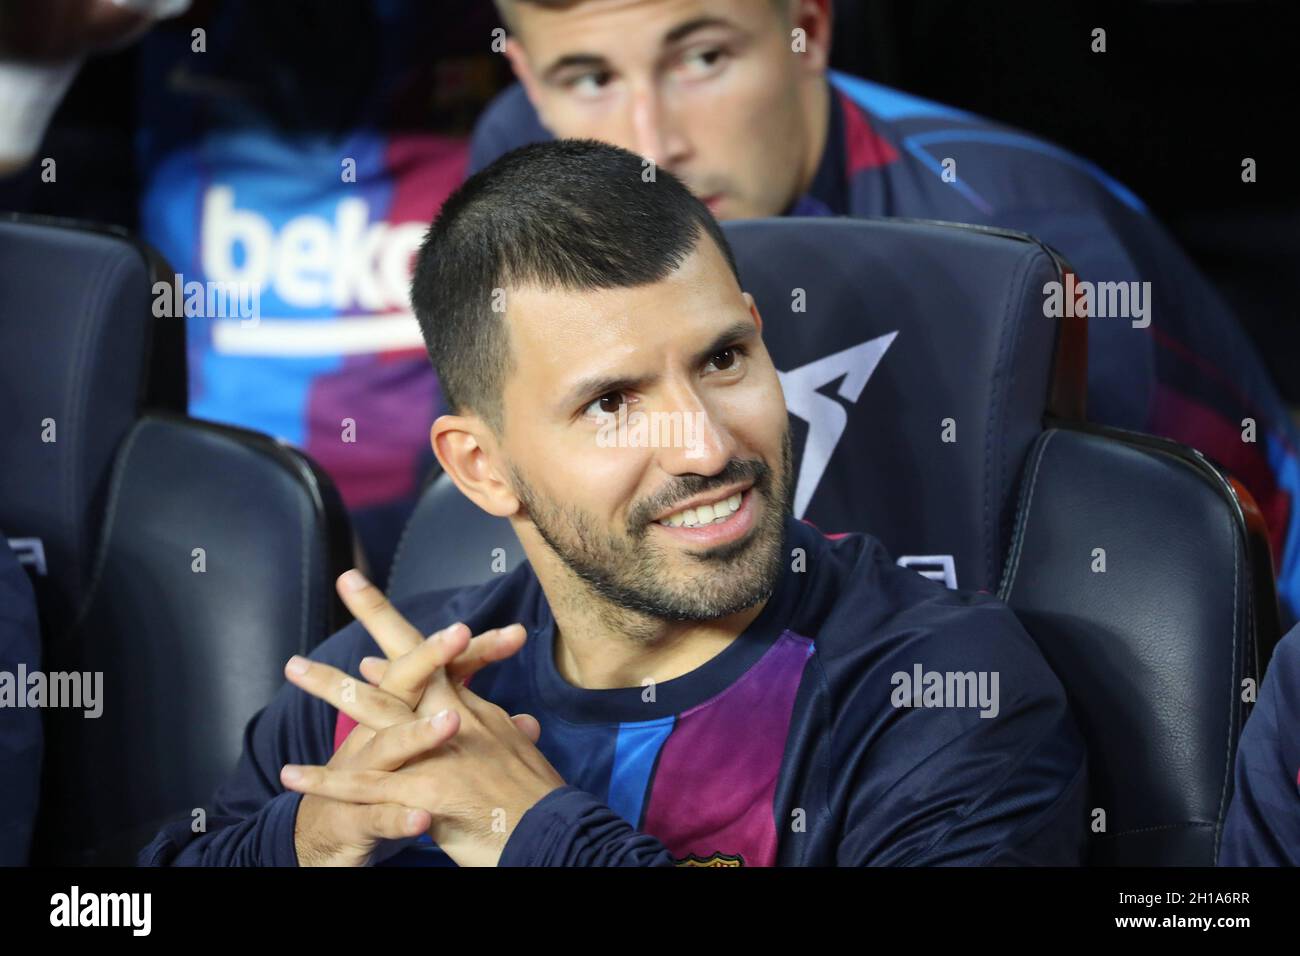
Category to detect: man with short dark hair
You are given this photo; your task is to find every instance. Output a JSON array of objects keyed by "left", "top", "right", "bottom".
[
  {"left": 473, "top": 0, "right": 1300, "bottom": 625},
  {"left": 142, "top": 140, "right": 1085, "bottom": 867}
]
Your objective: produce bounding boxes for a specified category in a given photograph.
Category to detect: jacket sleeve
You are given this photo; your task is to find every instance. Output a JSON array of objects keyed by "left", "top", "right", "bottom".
[
  {"left": 137, "top": 629, "right": 357, "bottom": 866},
  {"left": 0, "top": 535, "right": 42, "bottom": 865},
  {"left": 1219, "top": 624, "right": 1300, "bottom": 866},
  {"left": 829, "top": 602, "right": 1090, "bottom": 866},
  {"left": 498, "top": 786, "right": 676, "bottom": 867}
]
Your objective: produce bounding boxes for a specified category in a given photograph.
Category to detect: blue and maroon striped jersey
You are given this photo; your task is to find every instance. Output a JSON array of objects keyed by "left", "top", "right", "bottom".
[
  {"left": 469, "top": 72, "right": 1300, "bottom": 627},
  {"left": 140, "top": 517, "right": 1087, "bottom": 866},
  {"left": 134, "top": 3, "right": 469, "bottom": 519}
]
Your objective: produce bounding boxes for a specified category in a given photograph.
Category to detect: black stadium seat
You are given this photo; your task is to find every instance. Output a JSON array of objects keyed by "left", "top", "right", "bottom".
[
  {"left": 0, "top": 215, "right": 186, "bottom": 647},
  {"left": 385, "top": 217, "right": 1279, "bottom": 865},
  {"left": 0, "top": 215, "right": 354, "bottom": 864},
  {"left": 1000, "top": 426, "right": 1263, "bottom": 865},
  {"left": 39, "top": 414, "right": 353, "bottom": 864}
]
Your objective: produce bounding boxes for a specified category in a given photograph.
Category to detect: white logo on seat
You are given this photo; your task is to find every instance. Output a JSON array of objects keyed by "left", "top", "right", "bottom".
[
  {"left": 8, "top": 538, "right": 46, "bottom": 576},
  {"left": 777, "top": 332, "right": 897, "bottom": 519},
  {"left": 896, "top": 554, "right": 958, "bottom": 589}
]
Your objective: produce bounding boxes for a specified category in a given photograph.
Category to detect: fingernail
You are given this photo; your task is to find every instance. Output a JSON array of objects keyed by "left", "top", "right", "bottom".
[
  {"left": 340, "top": 569, "right": 369, "bottom": 592},
  {"left": 431, "top": 709, "right": 449, "bottom": 727},
  {"left": 360, "top": 656, "right": 383, "bottom": 669},
  {"left": 286, "top": 655, "right": 309, "bottom": 676},
  {"left": 281, "top": 766, "right": 303, "bottom": 783},
  {"left": 437, "top": 622, "right": 465, "bottom": 643},
  {"left": 406, "top": 810, "right": 426, "bottom": 831}
]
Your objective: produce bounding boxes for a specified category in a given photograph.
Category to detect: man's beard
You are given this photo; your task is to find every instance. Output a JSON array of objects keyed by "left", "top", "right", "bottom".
[{"left": 510, "top": 427, "right": 794, "bottom": 623}]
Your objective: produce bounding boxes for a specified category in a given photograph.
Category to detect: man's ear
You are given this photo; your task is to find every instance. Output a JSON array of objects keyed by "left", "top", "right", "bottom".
[
  {"left": 743, "top": 291, "right": 764, "bottom": 335},
  {"left": 430, "top": 414, "right": 520, "bottom": 518},
  {"left": 503, "top": 37, "right": 553, "bottom": 133},
  {"left": 792, "top": 0, "right": 833, "bottom": 74}
]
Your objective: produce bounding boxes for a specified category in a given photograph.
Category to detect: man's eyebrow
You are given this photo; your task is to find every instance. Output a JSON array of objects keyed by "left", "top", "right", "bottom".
[
  {"left": 541, "top": 53, "right": 610, "bottom": 84},
  {"left": 691, "top": 319, "right": 757, "bottom": 368},
  {"left": 558, "top": 319, "right": 757, "bottom": 413},
  {"left": 539, "top": 16, "right": 742, "bottom": 83},
  {"left": 559, "top": 370, "right": 655, "bottom": 414},
  {"left": 662, "top": 15, "right": 742, "bottom": 47}
]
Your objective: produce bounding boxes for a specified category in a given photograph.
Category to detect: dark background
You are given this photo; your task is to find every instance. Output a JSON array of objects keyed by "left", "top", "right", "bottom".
[
  {"left": 6, "top": 0, "right": 1298, "bottom": 396},
  {"left": 832, "top": 0, "right": 1300, "bottom": 397}
]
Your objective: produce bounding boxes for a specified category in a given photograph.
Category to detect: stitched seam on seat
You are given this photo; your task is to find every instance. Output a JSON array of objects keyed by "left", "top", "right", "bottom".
[
  {"left": 1094, "top": 822, "right": 1217, "bottom": 840},
  {"left": 997, "top": 430, "right": 1057, "bottom": 599},
  {"left": 984, "top": 250, "right": 1037, "bottom": 589},
  {"left": 387, "top": 498, "right": 422, "bottom": 598},
  {"left": 72, "top": 418, "right": 148, "bottom": 636},
  {"left": 1214, "top": 505, "right": 1241, "bottom": 863},
  {"left": 66, "top": 252, "right": 123, "bottom": 610}
]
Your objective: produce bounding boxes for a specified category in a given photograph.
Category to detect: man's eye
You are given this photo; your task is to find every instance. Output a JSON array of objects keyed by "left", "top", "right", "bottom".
[
  {"left": 567, "top": 71, "right": 614, "bottom": 96},
  {"left": 584, "top": 392, "right": 627, "bottom": 417},
  {"left": 680, "top": 47, "right": 728, "bottom": 79},
  {"left": 706, "top": 346, "right": 744, "bottom": 372}
]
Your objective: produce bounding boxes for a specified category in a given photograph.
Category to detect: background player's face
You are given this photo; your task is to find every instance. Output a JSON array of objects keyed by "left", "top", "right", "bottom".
[
  {"left": 496, "top": 234, "right": 793, "bottom": 622},
  {"left": 505, "top": 0, "right": 830, "bottom": 220}
]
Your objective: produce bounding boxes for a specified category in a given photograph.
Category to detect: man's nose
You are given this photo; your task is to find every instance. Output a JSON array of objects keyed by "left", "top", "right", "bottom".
[
  {"left": 629, "top": 85, "right": 689, "bottom": 172},
  {"left": 654, "top": 389, "right": 735, "bottom": 477}
]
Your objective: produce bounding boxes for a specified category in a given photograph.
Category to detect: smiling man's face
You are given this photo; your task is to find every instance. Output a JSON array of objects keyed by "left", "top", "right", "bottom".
[
  {"left": 494, "top": 231, "right": 793, "bottom": 622},
  {"left": 502, "top": 0, "right": 831, "bottom": 221}
]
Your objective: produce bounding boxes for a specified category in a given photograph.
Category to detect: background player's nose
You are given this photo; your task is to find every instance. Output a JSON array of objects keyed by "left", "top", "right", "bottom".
[{"left": 629, "top": 86, "right": 688, "bottom": 174}]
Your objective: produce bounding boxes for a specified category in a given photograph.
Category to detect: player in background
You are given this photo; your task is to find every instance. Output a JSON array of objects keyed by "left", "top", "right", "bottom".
[
  {"left": 0, "top": 0, "right": 499, "bottom": 584},
  {"left": 471, "top": 0, "right": 1300, "bottom": 623}
]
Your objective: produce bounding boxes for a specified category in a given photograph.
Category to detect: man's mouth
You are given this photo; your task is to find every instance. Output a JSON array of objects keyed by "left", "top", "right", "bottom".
[
  {"left": 656, "top": 489, "right": 742, "bottom": 527},
  {"left": 652, "top": 486, "right": 758, "bottom": 546}
]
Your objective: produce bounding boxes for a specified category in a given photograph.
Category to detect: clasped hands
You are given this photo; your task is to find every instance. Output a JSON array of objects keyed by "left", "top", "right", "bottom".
[{"left": 280, "top": 569, "right": 566, "bottom": 867}]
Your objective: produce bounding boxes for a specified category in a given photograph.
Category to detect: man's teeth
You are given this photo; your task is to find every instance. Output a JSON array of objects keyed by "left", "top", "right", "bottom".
[{"left": 658, "top": 492, "right": 744, "bottom": 528}]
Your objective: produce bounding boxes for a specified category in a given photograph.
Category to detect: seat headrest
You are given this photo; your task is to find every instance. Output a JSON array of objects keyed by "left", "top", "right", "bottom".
[
  {"left": 726, "top": 217, "right": 1081, "bottom": 590},
  {"left": 0, "top": 216, "right": 185, "bottom": 639},
  {"left": 388, "top": 472, "right": 526, "bottom": 601}
]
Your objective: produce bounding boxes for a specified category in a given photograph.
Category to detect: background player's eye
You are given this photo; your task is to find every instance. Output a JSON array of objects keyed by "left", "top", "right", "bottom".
[
  {"left": 584, "top": 391, "right": 627, "bottom": 417},
  {"left": 567, "top": 71, "right": 615, "bottom": 97},
  {"left": 679, "top": 47, "right": 729, "bottom": 80}
]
